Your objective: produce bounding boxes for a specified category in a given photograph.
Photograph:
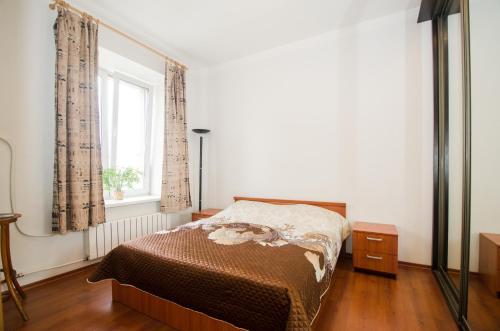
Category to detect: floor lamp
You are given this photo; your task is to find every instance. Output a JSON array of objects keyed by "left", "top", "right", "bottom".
[{"left": 192, "top": 129, "right": 210, "bottom": 211}]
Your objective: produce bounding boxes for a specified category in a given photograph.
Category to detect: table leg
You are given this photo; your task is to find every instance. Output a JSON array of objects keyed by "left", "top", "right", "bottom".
[
  {"left": 4, "top": 227, "right": 26, "bottom": 299},
  {"left": 0, "top": 278, "right": 3, "bottom": 331},
  {"left": 1, "top": 225, "right": 28, "bottom": 321}
]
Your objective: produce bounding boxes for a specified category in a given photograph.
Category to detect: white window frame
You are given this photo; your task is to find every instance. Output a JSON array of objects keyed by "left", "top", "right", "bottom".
[{"left": 99, "top": 69, "right": 154, "bottom": 198}]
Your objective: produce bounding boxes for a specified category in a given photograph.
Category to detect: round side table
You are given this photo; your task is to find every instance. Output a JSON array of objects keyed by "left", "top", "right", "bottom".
[{"left": 0, "top": 213, "right": 28, "bottom": 321}]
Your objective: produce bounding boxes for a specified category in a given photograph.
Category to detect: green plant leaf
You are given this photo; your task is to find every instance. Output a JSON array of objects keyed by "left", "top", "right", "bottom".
[{"left": 102, "top": 167, "right": 142, "bottom": 193}]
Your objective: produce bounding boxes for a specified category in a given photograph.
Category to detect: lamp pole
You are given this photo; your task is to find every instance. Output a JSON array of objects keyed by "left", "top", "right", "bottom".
[{"left": 192, "top": 129, "right": 210, "bottom": 211}]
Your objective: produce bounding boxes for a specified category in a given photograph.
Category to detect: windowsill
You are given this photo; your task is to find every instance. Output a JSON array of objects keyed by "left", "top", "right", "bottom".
[{"left": 105, "top": 195, "right": 160, "bottom": 208}]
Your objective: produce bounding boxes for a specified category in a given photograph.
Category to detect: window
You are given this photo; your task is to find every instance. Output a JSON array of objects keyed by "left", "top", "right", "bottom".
[{"left": 98, "top": 70, "right": 154, "bottom": 198}]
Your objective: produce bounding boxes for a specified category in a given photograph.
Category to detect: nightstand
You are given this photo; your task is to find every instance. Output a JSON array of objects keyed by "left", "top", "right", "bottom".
[
  {"left": 191, "top": 208, "right": 223, "bottom": 221},
  {"left": 352, "top": 221, "right": 398, "bottom": 276},
  {"left": 478, "top": 233, "right": 500, "bottom": 296}
]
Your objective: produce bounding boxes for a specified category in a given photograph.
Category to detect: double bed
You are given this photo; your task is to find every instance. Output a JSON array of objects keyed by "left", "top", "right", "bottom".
[{"left": 89, "top": 197, "right": 350, "bottom": 331}]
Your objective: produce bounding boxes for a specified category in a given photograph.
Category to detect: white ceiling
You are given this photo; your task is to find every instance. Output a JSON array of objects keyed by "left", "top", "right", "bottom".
[{"left": 72, "top": 0, "right": 421, "bottom": 66}]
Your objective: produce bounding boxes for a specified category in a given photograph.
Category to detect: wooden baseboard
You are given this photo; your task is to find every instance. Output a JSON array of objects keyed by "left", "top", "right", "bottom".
[
  {"left": 343, "top": 252, "right": 431, "bottom": 270},
  {"left": 24, "top": 263, "right": 99, "bottom": 291},
  {"left": 398, "top": 260, "right": 431, "bottom": 269},
  {"left": 2, "top": 262, "right": 99, "bottom": 295},
  {"left": 446, "top": 267, "right": 480, "bottom": 277},
  {"left": 7, "top": 256, "right": 478, "bottom": 295}
]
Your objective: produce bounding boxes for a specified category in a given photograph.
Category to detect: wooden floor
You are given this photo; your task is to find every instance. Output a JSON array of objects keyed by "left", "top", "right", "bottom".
[
  {"left": 462, "top": 275, "right": 499, "bottom": 331},
  {"left": 468, "top": 274, "right": 500, "bottom": 331},
  {"left": 4, "top": 258, "right": 457, "bottom": 331},
  {"left": 313, "top": 259, "right": 457, "bottom": 331}
]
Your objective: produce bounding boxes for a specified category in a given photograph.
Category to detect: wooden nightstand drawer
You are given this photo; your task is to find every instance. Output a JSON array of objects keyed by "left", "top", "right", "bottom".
[
  {"left": 191, "top": 214, "right": 205, "bottom": 221},
  {"left": 353, "top": 232, "right": 397, "bottom": 255},
  {"left": 191, "top": 209, "right": 223, "bottom": 221},
  {"left": 352, "top": 221, "right": 398, "bottom": 276},
  {"left": 353, "top": 250, "right": 398, "bottom": 274},
  {"left": 478, "top": 233, "right": 500, "bottom": 295}
]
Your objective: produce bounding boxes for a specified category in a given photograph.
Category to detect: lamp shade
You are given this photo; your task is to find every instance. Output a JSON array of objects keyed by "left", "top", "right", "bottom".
[{"left": 192, "top": 129, "right": 210, "bottom": 134}]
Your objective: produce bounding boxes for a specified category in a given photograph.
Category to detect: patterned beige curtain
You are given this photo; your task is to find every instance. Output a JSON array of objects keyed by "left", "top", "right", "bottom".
[
  {"left": 52, "top": 9, "right": 105, "bottom": 233},
  {"left": 160, "top": 63, "right": 192, "bottom": 212}
]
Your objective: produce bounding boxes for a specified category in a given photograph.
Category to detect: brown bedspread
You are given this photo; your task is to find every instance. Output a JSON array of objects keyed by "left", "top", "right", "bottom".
[{"left": 89, "top": 222, "right": 335, "bottom": 331}]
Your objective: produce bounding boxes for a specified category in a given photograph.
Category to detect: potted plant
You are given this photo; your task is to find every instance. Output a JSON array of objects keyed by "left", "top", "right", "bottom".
[{"left": 102, "top": 167, "right": 141, "bottom": 200}]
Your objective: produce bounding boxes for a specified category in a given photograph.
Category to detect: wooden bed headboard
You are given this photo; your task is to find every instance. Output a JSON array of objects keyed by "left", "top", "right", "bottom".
[{"left": 233, "top": 196, "right": 346, "bottom": 218}]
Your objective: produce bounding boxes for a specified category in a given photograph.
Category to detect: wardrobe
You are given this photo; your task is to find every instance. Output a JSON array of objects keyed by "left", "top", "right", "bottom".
[{"left": 418, "top": 0, "right": 500, "bottom": 330}]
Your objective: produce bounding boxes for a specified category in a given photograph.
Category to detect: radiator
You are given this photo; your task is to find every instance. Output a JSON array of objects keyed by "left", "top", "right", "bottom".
[{"left": 87, "top": 213, "right": 170, "bottom": 260}]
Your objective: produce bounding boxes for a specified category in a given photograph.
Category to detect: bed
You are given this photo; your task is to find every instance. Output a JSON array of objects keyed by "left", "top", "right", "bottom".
[{"left": 89, "top": 197, "right": 350, "bottom": 331}]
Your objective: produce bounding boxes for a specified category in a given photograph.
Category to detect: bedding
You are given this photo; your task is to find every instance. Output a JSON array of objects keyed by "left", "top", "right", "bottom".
[{"left": 89, "top": 200, "right": 350, "bottom": 331}]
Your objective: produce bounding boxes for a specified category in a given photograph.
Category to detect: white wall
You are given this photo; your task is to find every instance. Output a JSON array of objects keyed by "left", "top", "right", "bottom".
[
  {"left": 205, "top": 8, "right": 434, "bottom": 265},
  {"left": 6, "top": 0, "right": 489, "bottom": 278},
  {"left": 469, "top": 0, "right": 500, "bottom": 272},
  {"left": 0, "top": 0, "right": 205, "bottom": 284}
]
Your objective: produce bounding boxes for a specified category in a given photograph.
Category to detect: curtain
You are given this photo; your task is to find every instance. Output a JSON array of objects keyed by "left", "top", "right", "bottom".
[
  {"left": 160, "top": 63, "right": 192, "bottom": 212},
  {"left": 52, "top": 9, "right": 105, "bottom": 233}
]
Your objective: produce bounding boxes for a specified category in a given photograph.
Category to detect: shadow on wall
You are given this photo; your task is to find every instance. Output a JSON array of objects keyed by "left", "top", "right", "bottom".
[
  {"left": 403, "top": 6, "right": 428, "bottom": 259},
  {"left": 337, "top": 1, "right": 363, "bottom": 253}
]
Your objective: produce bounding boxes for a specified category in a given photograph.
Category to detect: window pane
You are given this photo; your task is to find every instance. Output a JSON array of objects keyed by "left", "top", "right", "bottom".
[
  {"left": 105, "top": 77, "right": 114, "bottom": 168},
  {"left": 97, "top": 74, "right": 114, "bottom": 169},
  {"left": 97, "top": 74, "right": 103, "bottom": 141},
  {"left": 115, "top": 79, "right": 147, "bottom": 191}
]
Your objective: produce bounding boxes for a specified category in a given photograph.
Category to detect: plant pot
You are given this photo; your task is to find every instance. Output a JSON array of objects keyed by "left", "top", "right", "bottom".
[{"left": 114, "top": 191, "right": 124, "bottom": 200}]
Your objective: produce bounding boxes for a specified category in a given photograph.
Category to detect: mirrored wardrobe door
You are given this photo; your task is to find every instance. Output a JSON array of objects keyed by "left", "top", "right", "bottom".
[
  {"left": 447, "top": 11, "right": 464, "bottom": 291},
  {"left": 424, "top": 0, "right": 466, "bottom": 318},
  {"left": 468, "top": 0, "right": 500, "bottom": 330}
]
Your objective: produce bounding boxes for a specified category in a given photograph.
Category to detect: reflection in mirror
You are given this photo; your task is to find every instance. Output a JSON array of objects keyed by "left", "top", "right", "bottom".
[
  {"left": 446, "top": 12, "right": 463, "bottom": 291},
  {"left": 469, "top": 0, "right": 500, "bottom": 330}
]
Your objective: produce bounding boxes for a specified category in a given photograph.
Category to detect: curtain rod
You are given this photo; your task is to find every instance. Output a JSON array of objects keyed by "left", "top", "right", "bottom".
[{"left": 48, "top": 0, "right": 189, "bottom": 70}]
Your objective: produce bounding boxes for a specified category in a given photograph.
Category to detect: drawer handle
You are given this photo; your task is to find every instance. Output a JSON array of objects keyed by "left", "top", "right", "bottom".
[
  {"left": 366, "top": 254, "right": 383, "bottom": 260},
  {"left": 366, "top": 236, "right": 383, "bottom": 242}
]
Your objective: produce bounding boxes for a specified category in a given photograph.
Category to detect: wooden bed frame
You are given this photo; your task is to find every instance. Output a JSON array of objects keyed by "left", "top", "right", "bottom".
[{"left": 112, "top": 197, "right": 347, "bottom": 331}]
